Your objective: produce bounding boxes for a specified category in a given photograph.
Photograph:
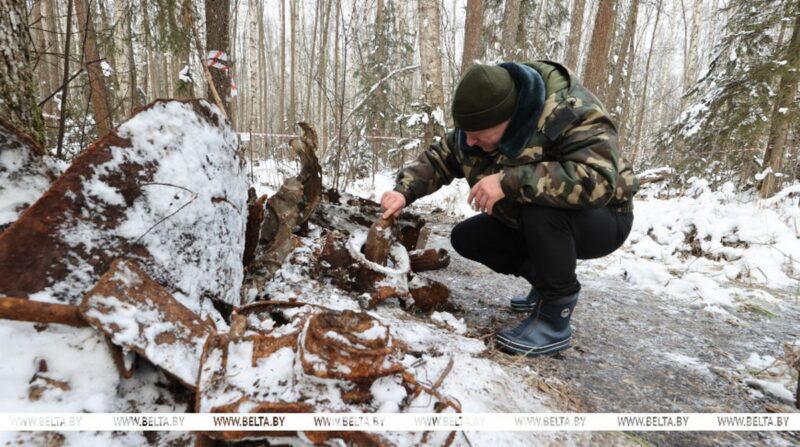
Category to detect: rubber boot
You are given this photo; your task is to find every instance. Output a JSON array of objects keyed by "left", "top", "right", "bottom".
[
  {"left": 509, "top": 287, "right": 541, "bottom": 312},
  {"left": 496, "top": 292, "right": 578, "bottom": 357},
  {"left": 509, "top": 260, "right": 538, "bottom": 312}
]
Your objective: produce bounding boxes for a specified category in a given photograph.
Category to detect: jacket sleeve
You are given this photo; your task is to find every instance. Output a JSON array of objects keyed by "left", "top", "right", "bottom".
[
  {"left": 394, "top": 132, "right": 463, "bottom": 205},
  {"left": 499, "top": 108, "right": 621, "bottom": 209}
]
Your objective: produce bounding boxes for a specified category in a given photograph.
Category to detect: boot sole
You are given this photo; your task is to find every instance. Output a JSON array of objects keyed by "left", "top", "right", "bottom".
[{"left": 495, "top": 334, "right": 571, "bottom": 357}]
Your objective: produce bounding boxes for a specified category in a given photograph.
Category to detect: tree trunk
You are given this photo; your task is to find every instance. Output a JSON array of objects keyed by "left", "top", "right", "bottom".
[
  {"left": 280, "top": 0, "right": 286, "bottom": 130},
  {"left": 581, "top": 0, "right": 618, "bottom": 100},
  {"left": 418, "top": 0, "right": 445, "bottom": 147},
  {"left": 113, "top": 1, "right": 134, "bottom": 114},
  {"left": 44, "top": 0, "right": 63, "bottom": 122},
  {"left": 565, "top": 0, "right": 587, "bottom": 71},
  {"left": 317, "top": 0, "right": 333, "bottom": 159},
  {"left": 304, "top": 0, "right": 320, "bottom": 122},
  {"left": 500, "top": 0, "right": 521, "bottom": 59},
  {"left": 630, "top": 0, "right": 663, "bottom": 166},
  {"left": 289, "top": 0, "right": 297, "bottom": 125},
  {"left": 56, "top": 0, "right": 74, "bottom": 158},
  {"left": 683, "top": 0, "right": 703, "bottom": 96},
  {"left": 205, "top": 0, "right": 232, "bottom": 117},
  {"left": 74, "top": 0, "right": 113, "bottom": 138},
  {"left": 606, "top": 0, "right": 640, "bottom": 114},
  {"left": 0, "top": 0, "right": 46, "bottom": 148},
  {"left": 141, "top": 0, "right": 151, "bottom": 103},
  {"left": 174, "top": 0, "right": 195, "bottom": 99},
  {"left": 461, "top": 0, "right": 484, "bottom": 72},
  {"left": 32, "top": 1, "right": 49, "bottom": 108},
  {"left": 760, "top": 10, "right": 800, "bottom": 198},
  {"left": 247, "top": 0, "right": 259, "bottom": 137}
]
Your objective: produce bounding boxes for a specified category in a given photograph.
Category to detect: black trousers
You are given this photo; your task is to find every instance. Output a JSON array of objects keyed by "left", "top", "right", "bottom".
[{"left": 450, "top": 205, "right": 633, "bottom": 299}]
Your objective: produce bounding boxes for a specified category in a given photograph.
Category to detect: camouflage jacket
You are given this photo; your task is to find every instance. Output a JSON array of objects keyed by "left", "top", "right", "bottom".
[{"left": 394, "top": 61, "right": 638, "bottom": 229}]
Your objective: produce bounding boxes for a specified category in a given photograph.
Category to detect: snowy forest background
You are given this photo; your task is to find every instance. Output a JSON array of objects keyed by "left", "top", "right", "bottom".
[{"left": 5, "top": 0, "right": 800, "bottom": 197}]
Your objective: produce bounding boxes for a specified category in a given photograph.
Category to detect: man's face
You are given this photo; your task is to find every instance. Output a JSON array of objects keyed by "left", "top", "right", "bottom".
[{"left": 463, "top": 119, "right": 511, "bottom": 153}]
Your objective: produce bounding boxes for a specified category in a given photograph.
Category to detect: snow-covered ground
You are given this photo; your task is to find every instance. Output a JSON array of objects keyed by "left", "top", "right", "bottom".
[
  {"left": 2, "top": 151, "right": 798, "bottom": 445},
  {"left": 337, "top": 171, "right": 800, "bottom": 415}
]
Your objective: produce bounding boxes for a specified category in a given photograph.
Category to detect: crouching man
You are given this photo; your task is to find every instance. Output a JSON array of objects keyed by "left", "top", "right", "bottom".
[{"left": 380, "top": 61, "right": 638, "bottom": 356}]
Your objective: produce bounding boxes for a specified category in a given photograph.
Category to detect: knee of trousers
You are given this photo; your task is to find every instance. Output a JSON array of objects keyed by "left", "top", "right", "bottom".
[{"left": 449, "top": 221, "right": 472, "bottom": 258}]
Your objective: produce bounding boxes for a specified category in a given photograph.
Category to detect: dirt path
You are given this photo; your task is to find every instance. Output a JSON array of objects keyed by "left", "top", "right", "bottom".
[{"left": 423, "top": 218, "right": 800, "bottom": 447}]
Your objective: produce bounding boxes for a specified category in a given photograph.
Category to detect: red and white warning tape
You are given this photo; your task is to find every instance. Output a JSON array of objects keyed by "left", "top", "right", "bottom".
[{"left": 206, "top": 50, "right": 237, "bottom": 97}]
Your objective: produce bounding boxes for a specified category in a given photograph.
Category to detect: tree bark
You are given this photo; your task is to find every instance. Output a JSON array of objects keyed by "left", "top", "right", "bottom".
[
  {"left": 205, "top": 0, "right": 232, "bottom": 117},
  {"left": 500, "top": 0, "right": 521, "bottom": 59},
  {"left": 606, "top": 0, "right": 640, "bottom": 114},
  {"left": 565, "top": 0, "right": 587, "bottom": 71},
  {"left": 74, "top": 0, "right": 113, "bottom": 138},
  {"left": 280, "top": 0, "right": 286, "bottom": 130},
  {"left": 630, "top": 0, "right": 663, "bottom": 165},
  {"left": 461, "top": 0, "right": 484, "bottom": 72},
  {"left": 760, "top": 10, "right": 800, "bottom": 198},
  {"left": 289, "top": 0, "right": 297, "bottom": 125},
  {"left": 174, "top": 0, "right": 195, "bottom": 99},
  {"left": 683, "top": 0, "right": 703, "bottom": 95},
  {"left": 113, "top": 0, "right": 134, "bottom": 114},
  {"left": 247, "top": 0, "right": 259, "bottom": 135},
  {"left": 317, "top": 0, "right": 333, "bottom": 159},
  {"left": 581, "top": 0, "right": 618, "bottom": 100},
  {"left": 44, "top": 0, "right": 63, "bottom": 123},
  {"left": 56, "top": 0, "right": 74, "bottom": 158},
  {"left": 0, "top": 0, "right": 47, "bottom": 148},
  {"left": 418, "top": 0, "right": 446, "bottom": 147}
]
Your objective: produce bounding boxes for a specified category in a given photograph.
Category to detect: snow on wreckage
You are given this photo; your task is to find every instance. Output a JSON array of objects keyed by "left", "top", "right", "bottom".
[{"left": 0, "top": 99, "right": 551, "bottom": 446}]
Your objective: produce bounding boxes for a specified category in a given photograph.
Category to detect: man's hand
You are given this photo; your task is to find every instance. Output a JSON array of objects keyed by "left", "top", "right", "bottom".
[
  {"left": 380, "top": 191, "right": 407, "bottom": 219},
  {"left": 467, "top": 173, "right": 506, "bottom": 215}
]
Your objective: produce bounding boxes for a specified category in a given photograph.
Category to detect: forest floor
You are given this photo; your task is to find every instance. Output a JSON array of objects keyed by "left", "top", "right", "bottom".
[{"left": 422, "top": 215, "right": 800, "bottom": 447}]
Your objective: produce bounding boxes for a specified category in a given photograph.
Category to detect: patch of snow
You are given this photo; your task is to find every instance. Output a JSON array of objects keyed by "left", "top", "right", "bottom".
[{"left": 431, "top": 311, "right": 467, "bottom": 335}]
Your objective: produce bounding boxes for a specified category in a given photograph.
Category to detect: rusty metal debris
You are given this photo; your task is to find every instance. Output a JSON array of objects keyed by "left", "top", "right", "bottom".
[
  {"left": 196, "top": 305, "right": 460, "bottom": 444},
  {"left": 243, "top": 187, "right": 267, "bottom": 267},
  {"left": 299, "top": 309, "right": 404, "bottom": 381},
  {"left": 0, "top": 105, "right": 462, "bottom": 445},
  {"left": 317, "top": 215, "right": 451, "bottom": 311},
  {"left": 244, "top": 123, "right": 322, "bottom": 296},
  {"left": 79, "top": 259, "right": 216, "bottom": 390},
  {"left": 28, "top": 358, "right": 71, "bottom": 401},
  {"left": 409, "top": 275, "right": 451, "bottom": 312},
  {"left": 363, "top": 217, "right": 395, "bottom": 265},
  {"left": 0, "top": 297, "right": 88, "bottom": 328},
  {"left": 0, "top": 99, "right": 246, "bottom": 306},
  {"left": 409, "top": 248, "right": 451, "bottom": 273}
]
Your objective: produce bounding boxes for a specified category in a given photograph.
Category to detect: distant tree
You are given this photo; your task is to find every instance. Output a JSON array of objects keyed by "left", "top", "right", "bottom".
[
  {"left": 760, "top": 3, "right": 800, "bottom": 197},
  {"left": 565, "top": 0, "right": 587, "bottom": 71},
  {"left": 462, "top": 0, "right": 484, "bottom": 72},
  {"left": 206, "top": 0, "right": 232, "bottom": 118},
  {"left": 582, "top": 0, "right": 618, "bottom": 101},
  {"left": 418, "top": 0, "right": 446, "bottom": 148},
  {"left": 75, "top": 0, "right": 113, "bottom": 138}
]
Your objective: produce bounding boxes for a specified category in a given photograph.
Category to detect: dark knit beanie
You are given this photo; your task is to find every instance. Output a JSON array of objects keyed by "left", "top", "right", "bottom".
[{"left": 451, "top": 64, "right": 518, "bottom": 131}]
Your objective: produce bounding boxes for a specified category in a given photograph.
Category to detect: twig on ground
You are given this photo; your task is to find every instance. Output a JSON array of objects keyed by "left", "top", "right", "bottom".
[{"left": 432, "top": 357, "right": 454, "bottom": 391}]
